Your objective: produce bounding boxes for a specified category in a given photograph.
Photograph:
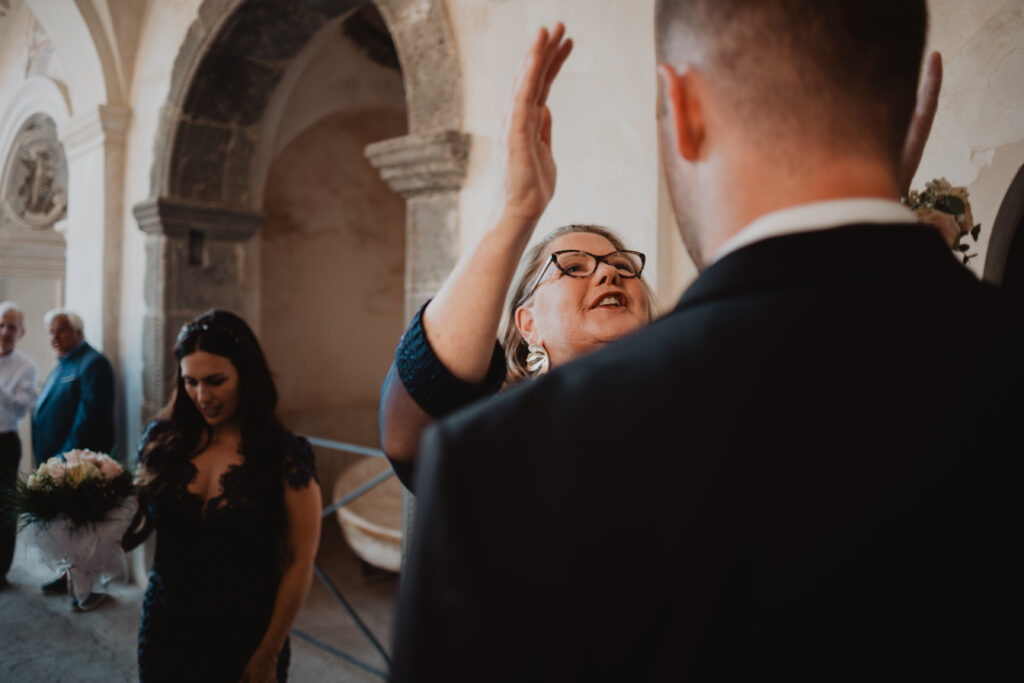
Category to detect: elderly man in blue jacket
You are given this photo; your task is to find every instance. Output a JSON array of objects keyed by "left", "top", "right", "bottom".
[
  {"left": 31, "top": 308, "right": 115, "bottom": 611},
  {"left": 32, "top": 309, "right": 114, "bottom": 465}
]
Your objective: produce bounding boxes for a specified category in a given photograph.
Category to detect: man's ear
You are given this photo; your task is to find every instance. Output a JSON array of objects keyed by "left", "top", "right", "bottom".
[
  {"left": 658, "top": 63, "right": 703, "bottom": 162},
  {"left": 515, "top": 306, "right": 541, "bottom": 346}
]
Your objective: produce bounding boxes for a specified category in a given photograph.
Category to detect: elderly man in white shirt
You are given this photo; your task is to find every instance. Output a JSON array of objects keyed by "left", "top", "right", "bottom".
[{"left": 0, "top": 301, "right": 38, "bottom": 588}]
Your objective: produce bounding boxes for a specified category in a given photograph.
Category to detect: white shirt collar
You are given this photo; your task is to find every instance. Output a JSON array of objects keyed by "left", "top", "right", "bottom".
[{"left": 713, "top": 198, "right": 916, "bottom": 263}]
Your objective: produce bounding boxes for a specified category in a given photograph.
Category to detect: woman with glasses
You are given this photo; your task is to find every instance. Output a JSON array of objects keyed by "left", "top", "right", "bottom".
[{"left": 380, "top": 25, "right": 656, "bottom": 488}]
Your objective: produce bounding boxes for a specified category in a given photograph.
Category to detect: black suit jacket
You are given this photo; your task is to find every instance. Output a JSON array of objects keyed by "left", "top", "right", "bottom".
[{"left": 392, "top": 224, "right": 1022, "bottom": 681}]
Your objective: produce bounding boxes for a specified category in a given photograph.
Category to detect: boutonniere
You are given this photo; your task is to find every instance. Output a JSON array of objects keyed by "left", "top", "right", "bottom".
[{"left": 905, "top": 178, "right": 981, "bottom": 265}]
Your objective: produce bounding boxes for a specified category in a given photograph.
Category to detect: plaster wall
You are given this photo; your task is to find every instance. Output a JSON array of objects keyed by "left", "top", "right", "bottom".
[
  {"left": 261, "top": 104, "right": 406, "bottom": 489},
  {"left": 253, "top": 16, "right": 408, "bottom": 492},
  {"left": 0, "top": 3, "right": 34, "bottom": 108},
  {"left": 445, "top": 0, "right": 694, "bottom": 309},
  {"left": 908, "top": 0, "right": 1024, "bottom": 276},
  {"left": 118, "top": 0, "right": 205, "bottom": 448}
]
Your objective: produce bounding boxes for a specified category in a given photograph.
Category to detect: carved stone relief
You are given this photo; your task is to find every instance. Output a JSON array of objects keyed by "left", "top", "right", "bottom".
[{"left": 1, "top": 113, "right": 68, "bottom": 231}]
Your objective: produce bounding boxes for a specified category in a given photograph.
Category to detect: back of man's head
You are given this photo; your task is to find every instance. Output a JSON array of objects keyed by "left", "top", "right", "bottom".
[{"left": 655, "top": 0, "right": 927, "bottom": 170}]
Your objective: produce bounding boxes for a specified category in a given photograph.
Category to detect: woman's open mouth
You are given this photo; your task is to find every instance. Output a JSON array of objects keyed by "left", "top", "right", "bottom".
[{"left": 591, "top": 293, "right": 625, "bottom": 309}]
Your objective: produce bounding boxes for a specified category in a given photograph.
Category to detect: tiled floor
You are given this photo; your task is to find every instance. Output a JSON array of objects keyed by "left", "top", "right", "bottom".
[{"left": 0, "top": 518, "right": 399, "bottom": 682}]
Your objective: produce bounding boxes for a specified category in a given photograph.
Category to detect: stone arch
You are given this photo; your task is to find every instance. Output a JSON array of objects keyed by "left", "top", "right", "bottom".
[
  {"left": 0, "top": 76, "right": 72, "bottom": 158},
  {"left": 983, "top": 164, "right": 1024, "bottom": 295},
  {"left": 132, "top": 0, "right": 468, "bottom": 418}
]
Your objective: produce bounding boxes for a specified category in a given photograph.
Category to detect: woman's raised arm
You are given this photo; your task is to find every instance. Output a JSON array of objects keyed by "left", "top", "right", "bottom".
[{"left": 380, "top": 25, "right": 573, "bottom": 471}]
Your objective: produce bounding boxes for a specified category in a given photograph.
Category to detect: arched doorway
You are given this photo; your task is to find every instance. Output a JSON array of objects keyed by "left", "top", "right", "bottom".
[
  {"left": 130, "top": 0, "right": 467, "bottom": 671},
  {"left": 132, "top": 0, "right": 468, "bottom": 425},
  {"left": 258, "top": 4, "right": 408, "bottom": 516}
]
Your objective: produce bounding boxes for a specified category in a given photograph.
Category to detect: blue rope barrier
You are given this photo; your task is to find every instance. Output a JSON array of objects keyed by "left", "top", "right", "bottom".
[
  {"left": 290, "top": 628, "right": 388, "bottom": 679},
  {"left": 321, "top": 468, "right": 394, "bottom": 518},
  {"left": 303, "top": 435, "right": 386, "bottom": 458},
  {"left": 291, "top": 435, "right": 397, "bottom": 676},
  {"left": 314, "top": 564, "right": 393, "bottom": 668}
]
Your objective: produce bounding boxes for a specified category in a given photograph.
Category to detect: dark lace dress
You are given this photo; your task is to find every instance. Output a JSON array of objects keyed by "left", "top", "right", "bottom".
[{"left": 135, "top": 423, "right": 318, "bottom": 682}]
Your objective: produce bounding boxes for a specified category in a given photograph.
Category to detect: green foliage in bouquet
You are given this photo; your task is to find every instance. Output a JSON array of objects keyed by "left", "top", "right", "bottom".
[
  {"left": 905, "top": 177, "right": 982, "bottom": 265},
  {"left": 6, "top": 450, "right": 136, "bottom": 531}
]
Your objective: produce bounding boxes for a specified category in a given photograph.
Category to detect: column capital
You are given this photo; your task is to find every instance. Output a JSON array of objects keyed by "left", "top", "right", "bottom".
[
  {"left": 132, "top": 196, "right": 263, "bottom": 240},
  {"left": 365, "top": 130, "right": 470, "bottom": 198}
]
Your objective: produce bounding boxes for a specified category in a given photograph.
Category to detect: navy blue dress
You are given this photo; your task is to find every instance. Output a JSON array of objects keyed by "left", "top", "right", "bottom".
[{"left": 136, "top": 423, "right": 317, "bottom": 682}]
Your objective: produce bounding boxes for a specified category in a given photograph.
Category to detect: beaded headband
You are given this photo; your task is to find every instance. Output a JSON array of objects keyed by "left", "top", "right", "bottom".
[{"left": 177, "top": 320, "right": 245, "bottom": 347}]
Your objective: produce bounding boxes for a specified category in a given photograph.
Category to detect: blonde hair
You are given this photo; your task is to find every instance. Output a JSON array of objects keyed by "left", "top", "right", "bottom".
[{"left": 500, "top": 225, "right": 658, "bottom": 384}]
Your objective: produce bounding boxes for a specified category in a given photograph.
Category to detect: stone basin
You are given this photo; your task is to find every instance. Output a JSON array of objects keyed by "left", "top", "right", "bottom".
[{"left": 333, "top": 457, "right": 403, "bottom": 573}]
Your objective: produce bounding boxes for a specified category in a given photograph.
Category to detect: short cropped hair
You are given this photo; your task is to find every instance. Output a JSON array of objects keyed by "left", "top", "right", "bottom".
[
  {"left": 44, "top": 308, "right": 84, "bottom": 334},
  {"left": 0, "top": 301, "right": 25, "bottom": 329},
  {"left": 655, "top": 0, "right": 927, "bottom": 167}
]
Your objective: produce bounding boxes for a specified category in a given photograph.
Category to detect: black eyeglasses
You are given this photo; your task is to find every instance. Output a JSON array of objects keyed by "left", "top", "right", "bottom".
[{"left": 524, "top": 249, "right": 646, "bottom": 300}]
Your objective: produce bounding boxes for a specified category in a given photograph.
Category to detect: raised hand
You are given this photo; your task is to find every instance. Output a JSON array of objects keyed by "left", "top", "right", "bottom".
[
  {"left": 380, "top": 24, "right": 574, "bottom": 432},
  {"left": 900, "top": 51, "right": 943, "bottom": 196},
  {"left": 500, "top": 23, "right": 574, "bottom": 224}
]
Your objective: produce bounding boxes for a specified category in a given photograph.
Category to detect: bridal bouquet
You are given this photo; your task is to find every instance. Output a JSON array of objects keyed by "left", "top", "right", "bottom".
[
  {"left": 906, "top": 177, "right": 981, "bottom": 264},
  {"left": 13, "top": 450, "right": 137, "bottom": 598}
]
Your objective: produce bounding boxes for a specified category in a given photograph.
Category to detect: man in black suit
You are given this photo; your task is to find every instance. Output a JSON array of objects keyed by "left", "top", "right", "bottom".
[{"left": 391, "top": 1, "right": 1021, "bottom": 679}]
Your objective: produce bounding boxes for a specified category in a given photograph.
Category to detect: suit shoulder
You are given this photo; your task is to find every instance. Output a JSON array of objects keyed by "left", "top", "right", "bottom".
[
  {"left": 436, "top": 317, "right": 693, "bottom": 439},
  {"left": 78, "top": 345, "right": 114, "bottom": 372}
]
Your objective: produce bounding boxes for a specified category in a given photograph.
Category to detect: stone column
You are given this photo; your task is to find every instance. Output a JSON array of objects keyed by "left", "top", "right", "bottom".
[
  {"left": 58, "top": 105, "right": 130, "bottom": 357},
  {"left": 365, "top": 129, "right": 470, "bottom": 560},
  {"left": 132, "top": 198, "right": 263, "bottom": 419},
  {"left": 365, "top": 130, "right": 470, "bottom": 317}
]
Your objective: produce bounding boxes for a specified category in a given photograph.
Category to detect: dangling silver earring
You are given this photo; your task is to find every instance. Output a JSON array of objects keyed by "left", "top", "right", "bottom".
[{"left": 526, "top": 344, "right": 550, "bottom": 377}]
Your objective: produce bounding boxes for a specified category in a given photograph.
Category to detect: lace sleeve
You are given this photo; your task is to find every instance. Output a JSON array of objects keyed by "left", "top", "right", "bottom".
[{"left": 283, "top": 435, "right": 319, "bottom": 490}]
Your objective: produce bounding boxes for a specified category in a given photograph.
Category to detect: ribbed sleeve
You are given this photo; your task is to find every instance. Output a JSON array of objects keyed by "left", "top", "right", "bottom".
[{"left": 395, "top": 302, "right": 506, "bottom": 418}]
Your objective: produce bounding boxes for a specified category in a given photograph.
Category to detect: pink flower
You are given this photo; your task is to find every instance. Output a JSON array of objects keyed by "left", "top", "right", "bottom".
[
  {"left": 97, "top": 456, "right": 123, "bottom": 480},
  {"left": 48, "top": 462, "right": 66, "bottom": 483}
]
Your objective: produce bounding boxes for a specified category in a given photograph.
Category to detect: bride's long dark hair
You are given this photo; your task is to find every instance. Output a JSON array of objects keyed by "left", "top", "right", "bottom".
[{"left": 140, "top": 309, "right": 288, "bottom": 495}]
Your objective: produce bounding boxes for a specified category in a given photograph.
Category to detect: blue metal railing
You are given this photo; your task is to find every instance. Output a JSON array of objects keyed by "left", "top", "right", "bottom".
[{"left": 291, "top": 436, "right": 396, "bottom": 680}]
